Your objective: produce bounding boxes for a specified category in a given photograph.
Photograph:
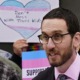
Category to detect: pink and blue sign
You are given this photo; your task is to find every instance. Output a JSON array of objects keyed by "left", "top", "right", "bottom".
[{"left": 22, "top": 50, "right": 50, "bottom": 80}]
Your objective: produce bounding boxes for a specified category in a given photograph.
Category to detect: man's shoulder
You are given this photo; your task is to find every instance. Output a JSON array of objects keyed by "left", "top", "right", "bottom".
[
  {"left": 40, "top": 66, "right": 54, "bottom": 74},
  {"left": 33, "top": 67, "right": 54, "bottom": 80}
]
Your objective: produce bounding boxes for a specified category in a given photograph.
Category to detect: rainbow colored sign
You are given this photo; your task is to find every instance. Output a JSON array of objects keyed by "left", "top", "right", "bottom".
[{"left": 22, "top": 50, "right": 50, "bottom": 80}]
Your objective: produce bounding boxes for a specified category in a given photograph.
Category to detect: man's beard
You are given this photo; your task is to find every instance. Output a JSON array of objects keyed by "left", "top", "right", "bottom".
[{"left": 46, "top": 45, "right": 73, "bottom": 67}]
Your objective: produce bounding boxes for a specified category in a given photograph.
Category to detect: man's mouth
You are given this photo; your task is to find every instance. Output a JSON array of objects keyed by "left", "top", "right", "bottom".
[
  {"left": 49, "top": 53, "right": 55, "bottom": 56},
  {"left": 48, "top": 52, "right": 60, "bottom": 58}
]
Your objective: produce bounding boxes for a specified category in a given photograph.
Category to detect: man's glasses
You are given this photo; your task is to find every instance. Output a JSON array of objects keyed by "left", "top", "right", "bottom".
[{"left": 38, "top": 33, "right": 70, "bottom": 44}]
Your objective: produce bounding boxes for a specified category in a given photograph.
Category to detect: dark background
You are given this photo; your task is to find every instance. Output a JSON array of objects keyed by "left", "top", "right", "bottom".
[
  {"left": 0, "top": 42, "right": 43, "bottom": 54},
  {"left": 60, "top": 0, "right": 80, "bottom": 26},
  {"left": 0, "top": 43, "right": 13, "bottom": 53}
]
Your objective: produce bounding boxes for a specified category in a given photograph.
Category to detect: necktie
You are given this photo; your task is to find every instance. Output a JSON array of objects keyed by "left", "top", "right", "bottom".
[{"left": 57, "top": 74, "right": 68, "bottom": 80}]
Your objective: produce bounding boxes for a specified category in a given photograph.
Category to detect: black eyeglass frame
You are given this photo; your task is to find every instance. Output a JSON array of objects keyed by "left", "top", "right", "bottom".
[{"left": 38, "top": 33, "right": 70, "bottom": 44}]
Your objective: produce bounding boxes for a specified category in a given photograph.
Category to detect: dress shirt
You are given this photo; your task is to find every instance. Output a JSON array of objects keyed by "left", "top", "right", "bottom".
[{"left": 55, "top": 53, "right": 80, "bottom": 80}]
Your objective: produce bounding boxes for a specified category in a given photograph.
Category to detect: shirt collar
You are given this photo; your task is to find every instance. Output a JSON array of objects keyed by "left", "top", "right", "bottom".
[{"left": 55, "top": 53, "right": 80, "bottom": 80}]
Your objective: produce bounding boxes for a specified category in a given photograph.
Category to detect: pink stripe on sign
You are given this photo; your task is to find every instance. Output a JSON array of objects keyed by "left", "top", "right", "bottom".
[
  {"left": 0, "top": 6, "right": 24, "bottom": 11},
  {"left": 22, "top": 58, "right": 50, "bottom": 68},
  {"left": 0, "top": 6, "right": 49, "bottom": 11},
  {"left": 23, "top": 78, "right": 31, "bottom": 80}
]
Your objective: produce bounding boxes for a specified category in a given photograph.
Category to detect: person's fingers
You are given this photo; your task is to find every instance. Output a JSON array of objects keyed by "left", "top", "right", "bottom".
[{"left": 13, "top": 39, "right": 28, "bottom": 56}]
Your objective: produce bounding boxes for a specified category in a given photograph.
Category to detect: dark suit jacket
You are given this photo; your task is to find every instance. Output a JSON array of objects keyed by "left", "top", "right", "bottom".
[{"left": 32, "top": 67, "right": 80, "bottom": 80}]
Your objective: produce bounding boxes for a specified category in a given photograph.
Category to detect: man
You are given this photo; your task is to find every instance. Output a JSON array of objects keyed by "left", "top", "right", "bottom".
[{"left": 32, "top": 7, "right": 80, "bottom": 80}]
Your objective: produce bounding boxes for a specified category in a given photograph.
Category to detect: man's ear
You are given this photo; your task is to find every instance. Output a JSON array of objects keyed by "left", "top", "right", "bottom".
[{"left": 73, "top": 32, "right": 80, "bottom": 52}]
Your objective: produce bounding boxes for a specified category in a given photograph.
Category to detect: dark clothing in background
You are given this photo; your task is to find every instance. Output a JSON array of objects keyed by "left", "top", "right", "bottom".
[{"left": 10, "top": 54, "right": 21, "bottom": 68}]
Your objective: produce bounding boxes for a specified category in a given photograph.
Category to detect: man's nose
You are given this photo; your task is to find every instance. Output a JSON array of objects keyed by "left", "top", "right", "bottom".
[{"left": 47, "top": 38, "right": 55, "bottom": 49}]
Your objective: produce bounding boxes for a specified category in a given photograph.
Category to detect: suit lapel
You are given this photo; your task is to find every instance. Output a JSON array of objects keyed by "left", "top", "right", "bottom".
[
  {"left": 78, "top": 73, "right": 80, "bottom": 80},
  {"left": 46, "top": 67, "right": 55, "bottom": 80}
]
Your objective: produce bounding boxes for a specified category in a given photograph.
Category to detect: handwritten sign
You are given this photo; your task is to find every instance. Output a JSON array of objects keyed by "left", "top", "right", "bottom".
[{"left": 0, "top": 0, "right": 59, "bottom": 42}]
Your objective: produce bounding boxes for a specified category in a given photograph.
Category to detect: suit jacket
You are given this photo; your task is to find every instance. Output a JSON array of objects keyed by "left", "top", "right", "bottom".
[{"left": 32, "top": 67, "right": 80, "bottom": 80}]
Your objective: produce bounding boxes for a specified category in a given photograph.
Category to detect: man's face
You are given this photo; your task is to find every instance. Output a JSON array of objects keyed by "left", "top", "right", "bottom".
[{"left": 41, "top": 19, "right": 74, "bottom": 67}]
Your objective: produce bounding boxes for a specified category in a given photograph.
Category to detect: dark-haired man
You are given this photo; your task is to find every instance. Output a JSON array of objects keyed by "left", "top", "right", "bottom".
[{"left": 32, "top": 7, "right": 80, "bottom": 80}]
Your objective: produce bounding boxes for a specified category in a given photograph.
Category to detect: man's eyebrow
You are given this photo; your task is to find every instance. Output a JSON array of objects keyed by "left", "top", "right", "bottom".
[
  {"left": 42, "top": 30, "right": 62, "bottom": 33},
  {"left": 41, "top": 31, "right": 63, "bottom": 37},
  {"left": 52, "top": 30, "right": 63, "bottom": 33}
]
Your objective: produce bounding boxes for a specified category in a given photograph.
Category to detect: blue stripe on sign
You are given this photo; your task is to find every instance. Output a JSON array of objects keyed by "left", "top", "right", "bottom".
[{"left": 22, "top": 50, "right": 47, "bottom": 60}]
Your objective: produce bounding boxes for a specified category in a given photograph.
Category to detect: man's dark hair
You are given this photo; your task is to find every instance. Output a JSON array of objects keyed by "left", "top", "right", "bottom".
[{"left": 42, "top": 7, "right": 80, "bottom": 37}]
